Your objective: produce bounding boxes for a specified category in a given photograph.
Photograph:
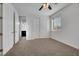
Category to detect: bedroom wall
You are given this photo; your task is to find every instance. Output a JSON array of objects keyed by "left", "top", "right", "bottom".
[
  {"left": 39, "top": 16, "right": 50, "bottom": 38},
  {"left": 14, "top": 10, "right": 19, "bottom": 43},
  {"left": 20, "top": 15, "right": 40, "bottom": 40},
  {"left": 19, "top": 15, "right": 50, "bottom": 40},
  {"left": 50, "top": 4, "right": 79, "bottom": 49},
  {"left": 19, "top": 16, "right": 28, "bottom": 39}
]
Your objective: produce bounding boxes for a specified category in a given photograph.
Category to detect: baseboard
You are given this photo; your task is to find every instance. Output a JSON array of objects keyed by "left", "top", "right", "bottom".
[
  {"left": 50, "top": 37, "right": 79, "bottom": 50},
  {"left": 26, "top": 37, "right": 50, "bottom": 40},
  {"left": 3, "top": 39, "right": 20, "bottom": 55},
  {"left": 3, "top": 44, "right": 13, "bottom": 55}
]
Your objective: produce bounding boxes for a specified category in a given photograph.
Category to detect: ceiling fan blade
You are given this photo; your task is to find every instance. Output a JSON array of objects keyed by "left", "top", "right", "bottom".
[
  {"left": 39, "top": 5, "right": 43, "bottom": 11},
  {"left": 48, "top": 5, "right": 52, "bottom": 10}
]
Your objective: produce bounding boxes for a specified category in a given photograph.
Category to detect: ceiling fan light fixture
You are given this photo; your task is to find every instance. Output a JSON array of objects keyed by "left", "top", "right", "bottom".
[
  {"left": 39, "top": 3, "right": 52, "bottom": 11},
  {"left": 43, "top": 3, "right": 49, "bottom": 9}
]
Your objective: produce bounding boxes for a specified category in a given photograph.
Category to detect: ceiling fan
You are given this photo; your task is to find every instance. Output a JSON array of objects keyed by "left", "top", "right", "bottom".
[
  {"left": 39, "top": 3, "right": 57, "bottom": 11},
  {"left": 39, "top": 3, "right": 52, "bottom": 11}
]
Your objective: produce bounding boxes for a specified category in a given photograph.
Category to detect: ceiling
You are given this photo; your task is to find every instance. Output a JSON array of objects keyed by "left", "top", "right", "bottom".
[{"left": 12, "top": 3, "right": 70, "bottom": 16}]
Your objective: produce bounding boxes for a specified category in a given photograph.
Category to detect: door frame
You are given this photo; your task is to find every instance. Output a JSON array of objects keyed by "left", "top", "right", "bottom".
[
  {"left": 13, "top": 12, "right": 15, "bottom": 46},
  {"left": 19, "top": 16, "right": 21, "bottom": 41}
]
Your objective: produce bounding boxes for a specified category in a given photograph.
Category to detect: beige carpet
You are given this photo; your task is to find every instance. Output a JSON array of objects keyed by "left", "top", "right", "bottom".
[{"left": 5, "top": 38, "right": 79, "bottom": 56}]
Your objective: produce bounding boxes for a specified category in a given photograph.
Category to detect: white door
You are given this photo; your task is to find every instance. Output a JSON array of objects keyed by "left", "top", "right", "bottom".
[{"left": 3, "top": 4, "right": 14, "bottom": 55}]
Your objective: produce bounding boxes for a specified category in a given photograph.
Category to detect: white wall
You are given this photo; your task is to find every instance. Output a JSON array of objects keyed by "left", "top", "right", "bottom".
[
  {"left": 27, "top": 15, "right": 50, "bottom": 39},
  {"left": 20, "top": 15, "right": 50, "bottom": 40},
  {"left": 19, "top": 16, "right": 27, "bottom": 39},
  {"left": 14, "top": 10, "right": 19, "bottom": 43},
  {"left": 39, "top": 16, "right": 50, "bottom": 38},
  {"left": 27, "top": 15, "right": 40, "bottom": 40},
  {"left": 50, "top": 4, "right": 79, "bottom": 49},
  {"left": 23, "top": 15, "right": 40, "bottom": 40},
  {"left": 3, "top": 4, "right": 19, "bottom": 55}
]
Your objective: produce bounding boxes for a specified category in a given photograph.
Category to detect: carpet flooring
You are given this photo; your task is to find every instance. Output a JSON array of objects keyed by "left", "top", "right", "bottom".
[{"left": 5, "top": 38, "right": 79, "bottom": 56}]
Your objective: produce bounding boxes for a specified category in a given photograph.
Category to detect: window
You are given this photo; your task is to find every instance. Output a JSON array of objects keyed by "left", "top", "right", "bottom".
[{"left": 51, "top": 16, "right": 61, "bottom": 31}]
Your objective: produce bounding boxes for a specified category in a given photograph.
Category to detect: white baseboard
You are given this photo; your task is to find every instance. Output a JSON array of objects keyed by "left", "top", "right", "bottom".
[
  {"left": 3, "top": 44, "right": 13, "bottom": 55},
  {"left": 3, "top": 39, "right": 19, "bottom": 55},
  {"left": 50, "top": 37, "right": 79, "bottom": 50},
  {"left": 26, "top": 36, "right": 50, "bottom": 40}
]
